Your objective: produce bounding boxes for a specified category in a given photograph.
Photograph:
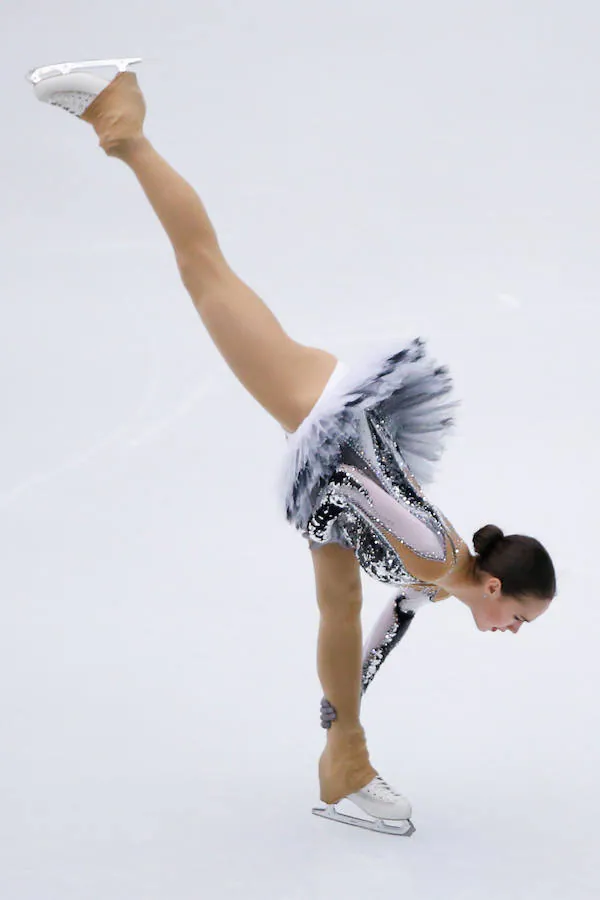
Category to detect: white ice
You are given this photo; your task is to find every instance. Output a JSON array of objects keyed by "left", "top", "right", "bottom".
[{"left": 1, "top": 2, "right": 599, "bottom": 898}]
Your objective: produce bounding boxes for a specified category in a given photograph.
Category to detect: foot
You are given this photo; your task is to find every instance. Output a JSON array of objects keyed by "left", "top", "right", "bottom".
[
  {"left": 80, "top": 72, "right": 146, "bottom": 157},
  {"left": 319, "top": 727, "right": 378, "bottom": 805},
  {"left": 348, "top": 775, "right": 412, "bottom": 821},
  {"left": 30, "top": 62, "right": 146, "bottom": 158}
]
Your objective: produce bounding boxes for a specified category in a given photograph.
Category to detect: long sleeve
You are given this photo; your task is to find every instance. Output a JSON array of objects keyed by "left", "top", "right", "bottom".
[
  {"left": 319, "top": 585, "right": 433, "bottom": 729},
  {"left": 333, "top": 458, "right": 456, "bottom": 585},
  {"left": 361, "top": 586, "right": 432, "bottom": 696}
]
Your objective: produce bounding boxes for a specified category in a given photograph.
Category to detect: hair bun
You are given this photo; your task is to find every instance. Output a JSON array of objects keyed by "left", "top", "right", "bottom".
[{"left": 473, "top": 524, "right": 505, "bottom": 557}]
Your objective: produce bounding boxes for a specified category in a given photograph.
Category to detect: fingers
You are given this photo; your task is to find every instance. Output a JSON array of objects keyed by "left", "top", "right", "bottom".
[{"left": 320, "top": 697, "right": 338, "bottom": 729}]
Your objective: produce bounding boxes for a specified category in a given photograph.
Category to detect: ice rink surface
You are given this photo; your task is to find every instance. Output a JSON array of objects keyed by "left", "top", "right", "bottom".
[{"left": 1, "top": 2, "right": 599, "bottom": 897}]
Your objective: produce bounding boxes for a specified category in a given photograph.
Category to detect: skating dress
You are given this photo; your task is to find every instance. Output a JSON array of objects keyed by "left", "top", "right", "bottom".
[{"left": 280, "top": 337, "right": 466, "bottom": 694}]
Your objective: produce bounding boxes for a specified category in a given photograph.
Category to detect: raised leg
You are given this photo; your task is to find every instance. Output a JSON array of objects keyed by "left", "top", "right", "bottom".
[{"left": 79, "top": 73, "right": 337, "bottom": 433}]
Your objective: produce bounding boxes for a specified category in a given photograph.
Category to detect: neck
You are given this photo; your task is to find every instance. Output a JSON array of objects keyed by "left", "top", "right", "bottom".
[{"left": 437, "top": 548, "right": 484, "bottom": 614}]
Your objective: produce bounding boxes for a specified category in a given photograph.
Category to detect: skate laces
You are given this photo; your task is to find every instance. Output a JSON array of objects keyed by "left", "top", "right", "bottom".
[{"left": 367, "top": 775, "right": 402, "bottom": 801}]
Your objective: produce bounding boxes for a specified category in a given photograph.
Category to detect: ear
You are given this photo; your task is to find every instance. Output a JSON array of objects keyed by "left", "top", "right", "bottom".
[{"left": 487, "top": 576, "right": 503, "bottom": 596}]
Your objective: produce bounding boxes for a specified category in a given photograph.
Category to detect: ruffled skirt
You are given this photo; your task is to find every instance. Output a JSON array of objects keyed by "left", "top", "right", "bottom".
[{"left": 279, "top": 337, "right": 460, "bottom": 535}]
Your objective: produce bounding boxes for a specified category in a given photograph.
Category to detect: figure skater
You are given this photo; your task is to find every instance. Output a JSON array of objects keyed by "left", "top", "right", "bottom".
[{"left": 28, "top": 60, "right": 557, "bottom": 836}]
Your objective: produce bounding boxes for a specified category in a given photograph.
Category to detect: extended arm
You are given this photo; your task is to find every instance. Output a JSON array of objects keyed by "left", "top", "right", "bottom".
[
  {"left": 320, "top": 586, "right": 431, "bottom": 728},
  {"left": 361, "top": 592, "right": 417, "bottom": 695}
]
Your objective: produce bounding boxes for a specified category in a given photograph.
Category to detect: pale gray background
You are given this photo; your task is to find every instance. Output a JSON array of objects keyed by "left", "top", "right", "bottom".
[{"left": 1, "top": 1, "right": 598, "bottom": 898}]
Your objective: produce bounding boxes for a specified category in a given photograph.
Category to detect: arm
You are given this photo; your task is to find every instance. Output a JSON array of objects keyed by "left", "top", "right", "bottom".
[
  {"left": 334, "top": 461, "right": 458, "bottom": 584},
  {"left": 320, "top": 585, "right": 431, "bottom": 729},
  {"left": 361, "top": 592, "right": 418, "bottom": 696}
]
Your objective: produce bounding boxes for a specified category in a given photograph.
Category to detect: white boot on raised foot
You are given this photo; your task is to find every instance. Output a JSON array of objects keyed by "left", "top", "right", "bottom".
[
  {"left": 312, "top": 775, "right": 415, "bottom": 836},
  {"left": 26, "top": 58, "right": 143, "bottom": 117}
]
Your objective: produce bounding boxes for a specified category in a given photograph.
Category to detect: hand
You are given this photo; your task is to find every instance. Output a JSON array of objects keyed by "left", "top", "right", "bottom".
[{"left": 320, "top": 697, "right": 337, "bottom": 729}]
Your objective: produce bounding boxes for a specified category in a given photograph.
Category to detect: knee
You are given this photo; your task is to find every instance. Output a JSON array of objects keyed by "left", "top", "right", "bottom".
[
  {"left": 318, "top": 587, "right": 363, "bottom": 622},
  {"left": 176, "top": 243, "right": 229, "bottom": 299}
]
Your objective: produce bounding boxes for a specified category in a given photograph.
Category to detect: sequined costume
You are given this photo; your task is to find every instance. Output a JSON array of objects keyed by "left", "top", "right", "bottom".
[
  {"left": 281, "top": 337, "right": 464, "bottom": 695},
  {"left": 318, "top": 584, "right": 434, "bottom": 729},
  {"left": 360, "top": 585, "right": 430, "bottom": 695}
]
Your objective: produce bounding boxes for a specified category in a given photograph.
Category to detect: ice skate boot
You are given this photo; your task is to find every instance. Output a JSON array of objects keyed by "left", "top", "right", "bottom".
[
  {"left": 27, "top": 58, "right": 147, "bottom": 157},
  {"left": 26, "top": 58, "right": 143, "bottom": 118},
  {"left": 313, "top": 775, "right": 415, "bottom": 836}
]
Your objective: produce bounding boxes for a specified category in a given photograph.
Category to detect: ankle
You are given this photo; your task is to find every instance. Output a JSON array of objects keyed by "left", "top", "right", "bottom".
[
  {"left": 327, "top": 723, "right": 368, "bottom": 748},
  {"left": 108, "top": 133, "right": 149, "bottom": 163}
]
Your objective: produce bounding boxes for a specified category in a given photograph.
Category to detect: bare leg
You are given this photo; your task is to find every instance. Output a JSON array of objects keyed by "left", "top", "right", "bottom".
[
  {"left": 82, "top": 73, "right": 337, "bottom": 432},
  {"left": 79, "top": 73, "right": 376, "bottom": 805},
  {"left": 311, "top": 543, "right": 378, "bottom": 804}
]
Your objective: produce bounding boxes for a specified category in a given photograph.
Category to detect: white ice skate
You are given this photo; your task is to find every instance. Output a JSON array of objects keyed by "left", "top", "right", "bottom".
[
  {"left": 26, "top": 57, "right": 143, "bottom": 117},
  {"left": 312, "top": 775, "right": 415, "bottom": 836}
]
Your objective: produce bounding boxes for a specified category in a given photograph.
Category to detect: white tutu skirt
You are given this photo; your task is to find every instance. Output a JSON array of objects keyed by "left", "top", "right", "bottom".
[{"left": 279, "top": 337, "right": 460, "bottom": 535}]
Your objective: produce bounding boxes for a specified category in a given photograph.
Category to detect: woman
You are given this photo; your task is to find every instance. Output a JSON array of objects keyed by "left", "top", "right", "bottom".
[{"left": 28, "top": 60, "right": 557, "bottom": 836}]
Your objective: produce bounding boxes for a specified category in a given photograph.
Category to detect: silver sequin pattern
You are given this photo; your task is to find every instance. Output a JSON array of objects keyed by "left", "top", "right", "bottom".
[
  {"left": 50, "top": 91, "right": 97, "bottom": 117},
  {"left": 360, "top": 590, "right": 437, "bottom": 693},
  {"left": 307, "top": 411, "right": 458, "bottom": 587}
]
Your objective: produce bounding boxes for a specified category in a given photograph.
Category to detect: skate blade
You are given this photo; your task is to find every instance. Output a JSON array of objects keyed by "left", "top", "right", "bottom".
[
  {"left": 312, "top": 804, "right": 415, "bottom": 837},
  {"left": 26, "top": 58, "right": 144, "bottom": 85}
]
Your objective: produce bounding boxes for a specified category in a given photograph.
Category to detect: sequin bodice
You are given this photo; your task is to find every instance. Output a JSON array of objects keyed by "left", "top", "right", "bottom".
[{"left": 305, "top": 409, "right": 463, "bottom": 591}]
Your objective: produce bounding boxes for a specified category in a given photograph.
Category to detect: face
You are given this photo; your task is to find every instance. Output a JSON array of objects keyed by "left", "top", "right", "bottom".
[{"left": 473, "top": 577, "right": 552, "bottom": 634}]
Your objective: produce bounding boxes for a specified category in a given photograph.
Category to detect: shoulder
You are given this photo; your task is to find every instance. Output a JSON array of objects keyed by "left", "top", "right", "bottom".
[
  {"left": 407, "top": 528, "right": 469, "bottom": 602},
  {"left": 409, "top": 582, "right": 451, "bottom": 603}
]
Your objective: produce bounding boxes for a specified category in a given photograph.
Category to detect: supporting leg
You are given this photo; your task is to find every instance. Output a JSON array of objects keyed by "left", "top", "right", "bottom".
[{"left": 311, "top": 543, "right": 378, "bottom": 804}]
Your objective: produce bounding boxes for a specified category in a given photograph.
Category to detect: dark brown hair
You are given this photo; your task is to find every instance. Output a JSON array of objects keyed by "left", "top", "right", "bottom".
[{"left": 472, "top": 524, "right": 556, "bottom": 603}]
